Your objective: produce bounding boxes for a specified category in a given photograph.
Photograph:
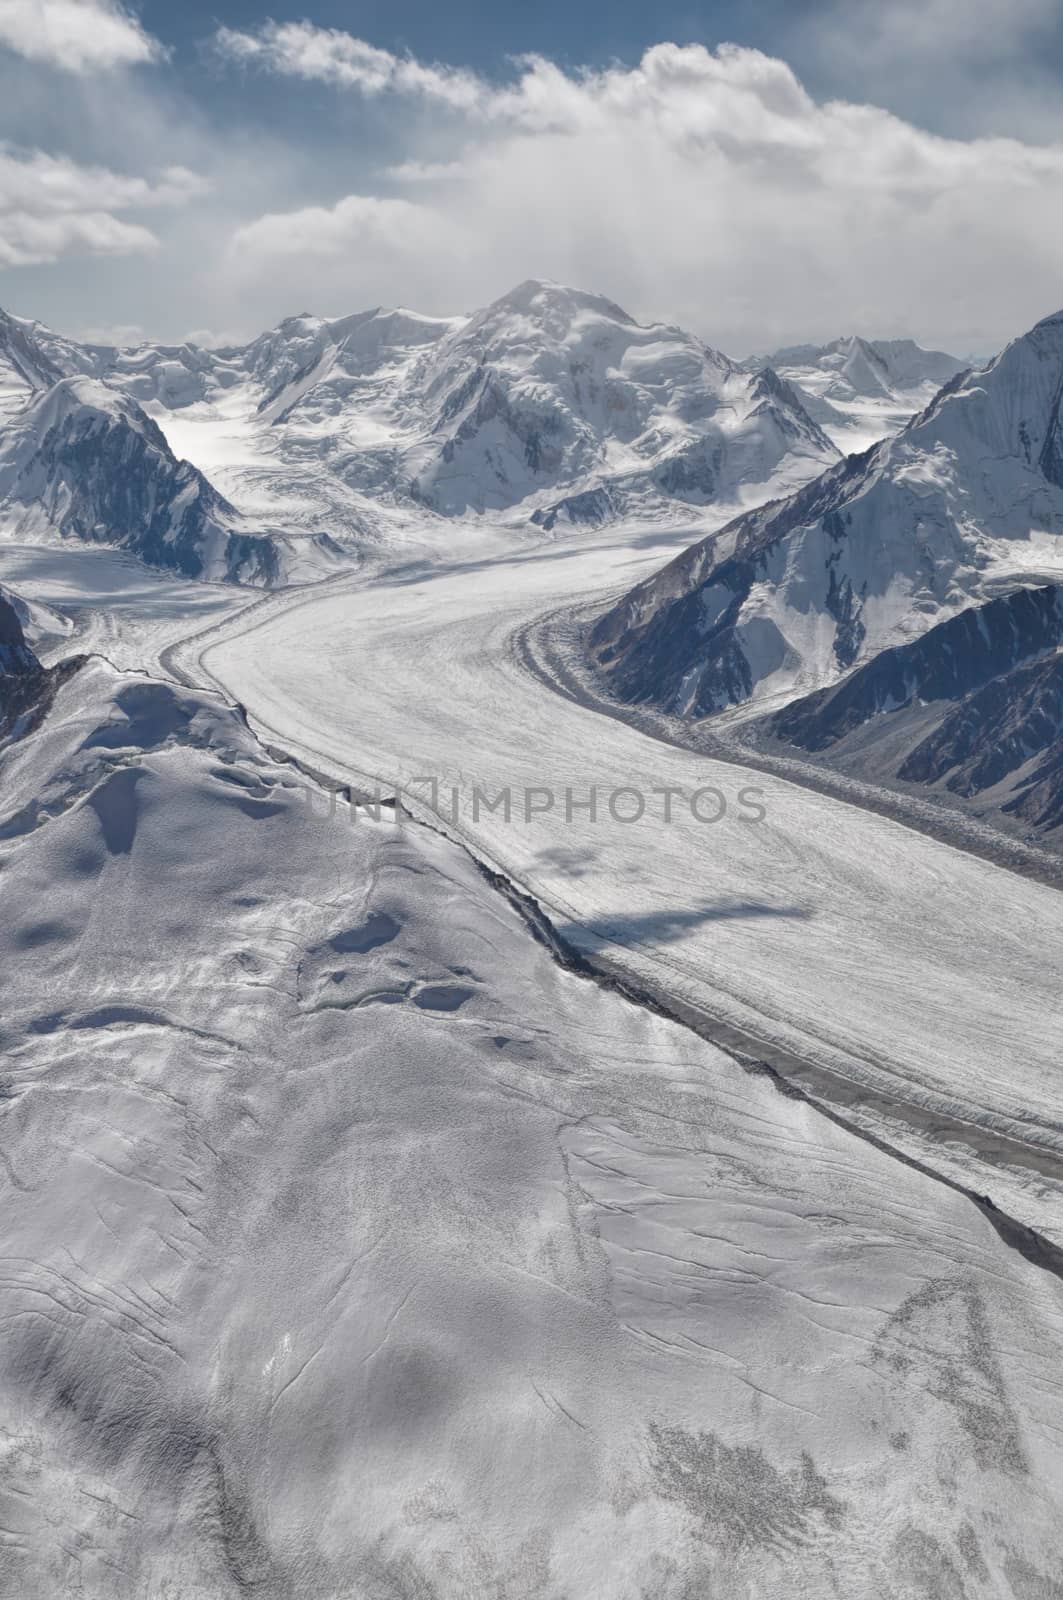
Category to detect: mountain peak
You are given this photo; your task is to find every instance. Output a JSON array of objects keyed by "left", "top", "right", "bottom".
[{"left": 477, "top": 278, "right": 637, "bottom": 330}]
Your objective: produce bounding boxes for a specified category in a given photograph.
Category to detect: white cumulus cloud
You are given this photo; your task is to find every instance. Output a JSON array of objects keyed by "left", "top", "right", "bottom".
[
  {"left": 226, "top": 192, "right": 468, "bottom": 306},
  {"left": 215, "top": 21, "right": 486, "bottom": 111},
  {"left": 0, "top": 0, "right": 162, "bottom": 73}
]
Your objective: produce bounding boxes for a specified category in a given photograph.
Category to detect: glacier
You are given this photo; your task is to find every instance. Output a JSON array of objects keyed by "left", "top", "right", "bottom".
[{"left": 1, "top": 279, "right": 1061, "bottom": 1599}]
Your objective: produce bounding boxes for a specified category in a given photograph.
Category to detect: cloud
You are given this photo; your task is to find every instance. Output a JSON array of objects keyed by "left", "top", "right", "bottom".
[
  {"left": 215, "top": 22, "right": 486, "bottom": 111},
  {"left": 226, "top": 193, "right": 468, "bottom": 309},
  {"left": 0, "top": 0, "right": 162, "bottom": 73},
  {"left": 0, "top": 146, "right": 206, "bottom": 266},
  {"left": 216, "top": 37, "right": 1063, "bottom": 354},
  {"left": 0, "top": 211, "right": 158, "bottom": 267}
]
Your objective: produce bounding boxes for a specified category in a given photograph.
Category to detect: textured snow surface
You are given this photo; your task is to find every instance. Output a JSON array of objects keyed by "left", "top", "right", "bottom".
[
  {"left": 2, "top": 657, "right": 1063, "bottom": 1598},
  {"left": 183, "top": 523, "right": 1063, "bottom": 1255}
]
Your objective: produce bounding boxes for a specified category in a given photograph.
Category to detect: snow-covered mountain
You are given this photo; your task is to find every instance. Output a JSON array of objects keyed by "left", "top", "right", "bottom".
[
  {"left": 758, "top": 582, "right": 1063, "bottom": 831},
  {"left": 0, "top": 283, "right": 848, "bottom": 584},
  {"left": 745, "top": 335, "right": 969, "bottom": 453},
  {"left": 400, "top": 280, "right": 838, "bottom": 519},
  {"left": 0, "top": 308, "right": 67, "bottom": 422},
  {"left": 0, "top": 378, "right": 286, "bottom": 583},
  {"left": 590, "top": 310, "right": 1063, "bottom": 815},
  {"left": 764, "top": 335, "right": 967, "bottom": 403}
]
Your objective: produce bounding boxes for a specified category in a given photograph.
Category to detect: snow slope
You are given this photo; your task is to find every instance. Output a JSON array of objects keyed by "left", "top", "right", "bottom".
[
  {"left": 0, "top": 378, "right": 295, "bottom": 583},
  {"left": 0, "top": 309, "right": 66, "bottom": 423},
  {"left": 2, "top": 642, "right": 1063, "bottom": 1597}
]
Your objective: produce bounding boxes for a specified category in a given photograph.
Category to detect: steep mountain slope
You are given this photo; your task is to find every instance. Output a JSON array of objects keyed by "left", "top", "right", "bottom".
[
  {"left": 590, "top": 310, "right": 1063, "bottom": 728},
  {"left": 757, "top": 584, "right": 1063, "bottom": 833},
  {"left": 0, "top": 309, "right": 67, "bottom": 422},
  {"left": 401, "top": 280, "right": 839, "bottom": 518},
  {"left": 3, "top": 640, "right": 1063, "bottom": 1597},
  {"left": 0, "top": 378, "right": 285, "bottom": 583}
]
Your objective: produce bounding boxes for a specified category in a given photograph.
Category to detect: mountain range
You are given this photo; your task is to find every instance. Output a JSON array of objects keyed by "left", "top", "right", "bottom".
[
  {"left": 0, "top": 282, "right": 957, "bottom": 584},
  {"left": 7, "top": 278, "right": 1057, "bottom": 840},
  {"left": 745, "top": 336, "right": 971, "bottom": 453},
  {"left": 3, "top": 273, "right": 1063, "bottom": 1595}
]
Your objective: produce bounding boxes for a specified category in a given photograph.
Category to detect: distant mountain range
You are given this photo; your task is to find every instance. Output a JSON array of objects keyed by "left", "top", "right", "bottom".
[
  {"left": 743, "top": 336, "right": 971, "bottom": 453},
  {"left": 590, "top": 310, "right": 1063, "bottom": 836},
  {"left": 0, "top": 283, "right": 959, "bottom": 584}
]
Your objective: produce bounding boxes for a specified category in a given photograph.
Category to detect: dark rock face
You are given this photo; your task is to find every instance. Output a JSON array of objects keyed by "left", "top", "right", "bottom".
[
  {"left": 0, "top": 591, "right": 72, "bottom": 740},
  {"left": 768, "top": 586, "right": 1063, "bottom": 751},
  {"left": 1038, "top": 376, "right": 1063, "bottom": 491},
  {"left": 746, "top": 367, "right": 838, "bottom": 457},
  {"left": 899, "top": 652, "right": 1063, "bottom": 829},
  {"left": 530, "top": 486, "right": 615, "bottom": 531},
  {"left": 825, "top": 564, "right": 866, "bottom": 669},
  {"left": 0, "top": 310, "right": 65, "bottom": 393},
  {"left": 652, "top": 439, "right": 723, "bottom": 502},
  {"left": 759, "top": 585, "right": 1063, "bottom": 833},
  {"left": 591, "top": 551, "right": 759, "bottom": 716},
  {"left": 589, "top": 446, "right": 878, "bottom": 718}
]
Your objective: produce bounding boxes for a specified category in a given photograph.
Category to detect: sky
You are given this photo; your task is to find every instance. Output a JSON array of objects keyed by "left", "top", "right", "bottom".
[{"left": 2, "top": 0, "right": 1063, "bottom": 354}]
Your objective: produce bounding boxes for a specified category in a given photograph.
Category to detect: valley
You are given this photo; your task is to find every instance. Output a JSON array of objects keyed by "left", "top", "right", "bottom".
[{"left": 2, "top": 280, "right": 1062, "bottom": 1599}]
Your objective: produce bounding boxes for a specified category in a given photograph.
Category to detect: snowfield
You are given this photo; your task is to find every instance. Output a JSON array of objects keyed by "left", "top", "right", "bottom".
[{"left": 179, "top": 520, "right": 1063, "bottom": 1256}]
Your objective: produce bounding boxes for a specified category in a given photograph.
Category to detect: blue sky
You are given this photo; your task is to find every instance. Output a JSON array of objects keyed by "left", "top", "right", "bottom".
[{"left": 2, "top": 0, "right": 1062, "bottom": 353}]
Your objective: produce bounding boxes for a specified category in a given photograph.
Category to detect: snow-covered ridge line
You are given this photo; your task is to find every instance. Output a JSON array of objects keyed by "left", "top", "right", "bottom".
[
  {"left": 0, "top": 376, "right": 290, "bottom": 585},
  {"left": 0, "top": 279, "right": 960, "bottom": 587}
]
